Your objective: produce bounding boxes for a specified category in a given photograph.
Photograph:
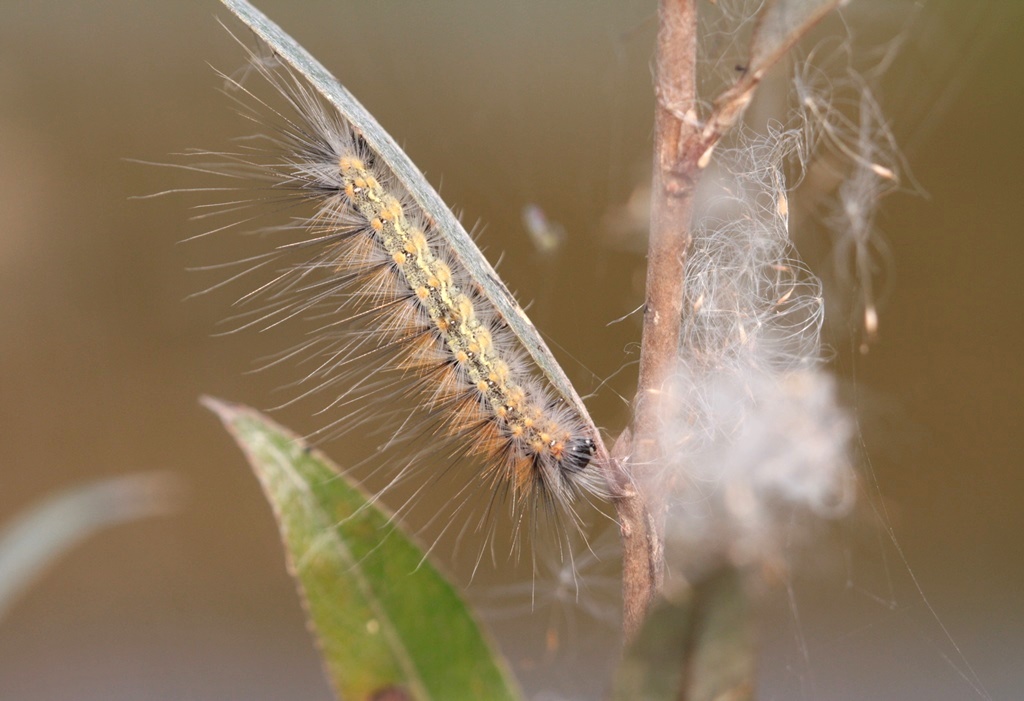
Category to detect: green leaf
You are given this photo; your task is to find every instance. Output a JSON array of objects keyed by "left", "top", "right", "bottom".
[
  {"left": 204, "top": 397, "right": 523, "bottom": 701},
  {"left": 611, "top": 568, "right": 756, "bottom": 701}
]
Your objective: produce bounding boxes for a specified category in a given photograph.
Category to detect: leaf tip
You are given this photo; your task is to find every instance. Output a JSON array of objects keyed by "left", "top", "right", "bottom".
[{"left": 200, "top": 394, "right": 240, "bottom": 422}]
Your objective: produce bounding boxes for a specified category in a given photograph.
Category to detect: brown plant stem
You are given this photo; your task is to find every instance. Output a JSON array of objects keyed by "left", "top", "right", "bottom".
[
  {"left": 616, "top": 0, "right": 848, "bottom": 645},
  {"left": 618, "top": 0, "right": 700, "bottom": 641}
]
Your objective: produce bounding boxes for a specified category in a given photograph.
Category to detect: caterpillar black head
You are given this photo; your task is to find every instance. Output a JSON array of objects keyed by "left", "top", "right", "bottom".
[{"left": 560, "top": 436, "right": 597, "bottom": 474}]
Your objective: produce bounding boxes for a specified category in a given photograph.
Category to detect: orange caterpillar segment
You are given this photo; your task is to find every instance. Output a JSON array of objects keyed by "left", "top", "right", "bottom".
[{"left": 336, "top": 156, "right": 596, "bottom": 495}]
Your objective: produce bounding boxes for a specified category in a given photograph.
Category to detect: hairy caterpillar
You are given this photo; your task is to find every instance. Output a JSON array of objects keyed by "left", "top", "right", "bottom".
[{"left": 175, "top": 2, "right": 605, "bottom": 539}]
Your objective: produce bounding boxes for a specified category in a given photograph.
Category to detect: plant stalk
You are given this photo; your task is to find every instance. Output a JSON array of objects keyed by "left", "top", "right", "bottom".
[{"left": 619, "top": 0, "right": 700, "bottom": 640}]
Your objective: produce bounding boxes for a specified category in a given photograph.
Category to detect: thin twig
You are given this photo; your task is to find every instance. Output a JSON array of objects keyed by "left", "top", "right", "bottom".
[
  {"left": 619, "top": 0, "right": 699, "bottom": 641},
  {"left": 621, "top": 0, "right": 844, "bottom": 641}
]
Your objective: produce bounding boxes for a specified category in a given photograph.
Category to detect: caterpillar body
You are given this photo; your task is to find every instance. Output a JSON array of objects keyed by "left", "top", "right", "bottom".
[
  {"left": 323, "top": 148, "right": 598, "bottom": 501},
  {"left": 183, "top": 4, "right": 604, "bottom": 537}
]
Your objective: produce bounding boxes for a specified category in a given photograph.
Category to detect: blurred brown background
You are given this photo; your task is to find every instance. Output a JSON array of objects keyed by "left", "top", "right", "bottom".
[{"left": 0, "top": 1, "right": 1020, "bottom": 699}]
